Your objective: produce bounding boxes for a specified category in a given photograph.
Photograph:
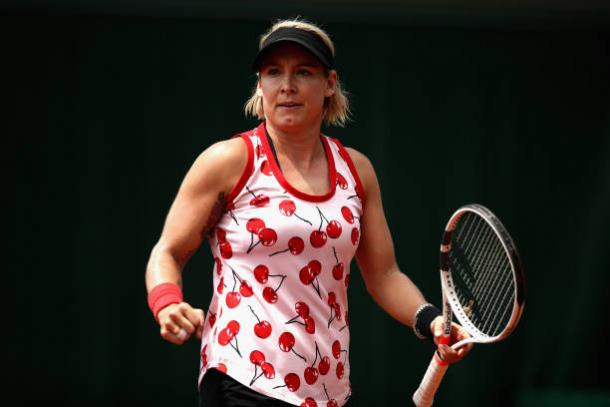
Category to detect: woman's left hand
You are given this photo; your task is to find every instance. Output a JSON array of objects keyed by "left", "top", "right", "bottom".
[{"left": 430, "top": 316, "right": 474, "bottom": 364}]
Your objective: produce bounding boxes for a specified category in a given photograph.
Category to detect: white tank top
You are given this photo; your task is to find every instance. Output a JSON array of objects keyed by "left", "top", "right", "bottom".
[{"left": 199, "top": 122, "right": 364, "bottom": 407}]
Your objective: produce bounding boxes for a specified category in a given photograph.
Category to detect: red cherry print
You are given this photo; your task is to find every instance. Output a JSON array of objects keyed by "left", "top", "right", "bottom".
[
  {"left": 218, "top": 329, "right": 231, "bottom": 346},
  {"left": 301, "top": 398, "right": 318, "bottom": 407},
  {"left": 308, "top": 260, "right": 322, "bottom": 276},
  {"left": 304, "top": 316, "right": 315, "bottom": 334},
  {"left": 279, "top": 199, "right": 296, "bottom": 216},
  {"left": 250, "top": 350, "right": 266, "bottom": 366},
  {"left": 337, "top": 173, "right": 348, "bottom": 189},
  {"left": 225, "top": 291, "right": 241, "bottom": 308},
  {"left": 226, "top": 320, "right": 240, "bottom": 336},
  {"left": 216, "top": 228, "right": 227, "bottom": 242},
  {"left": 332, "top": 263, "right": 344, "bottom": 280},
  {"left": 323, "top": 383, "right": 337, "bottom": 407},
  {"left": 332, "top": 340, "right": 341, "bottom": 359},
  {"left": 246, "top": 186, "right": 270, "bottom": 207},
  {"left": 255, "top": 144, "right": 265, "bottom": 158},
  {"left": 208, "top": 312, "right": 217, "bottom": 328},
  {"left": 270, "top": 236, "right": 304, "bottom": 257},
  {"left": 328, "top": 292, "right": 336, "bottom": 305},
  {"left": 263, "top": 286, "right": 278, "bottom": 303},
  {"left": 217, "top": 276, "right": 224, "bottom": 294},
  {"left": 304, "top": 366, "right": 319, "bottom": 385},
  {"left": 216, "top": 363, "right": 227, "bottom": 373},
  {"left": 284, "top": 373, "right": 300, "bottom": 392},
  {"left": 351, "top": 227, "right": 359, "bottom": 245},
  {"left": 214, "top": 257, "right": 222, "bottom": 276},
  {"left": 254, "top": 320, "right": 272, "bottom": 339},
  {"left": 326, "top": 220, "right": 342, "bottom": 239},
  {"left": 334, "top": 303, "right": 342, "bottom": 321},
  {"left": 239, "top": 280, "right": 253, "bottom": 297},
  {"left": 200, "top": 344, "right": 208, "bottom": 365},
  {"left": 310, "top": 230, "right": 327, "bottom": 248},
  {"left": 260, "top": 362, "right": 275, "bottom": 379},
  {"left": 249, "top": 305, "right": 272, "bottom": 339},
  {"left": 341, "top": 206, "right": 355, "bottom": 224},
  {"left": 288, "top": 237, "right": 305, "bottom": 254},
  {"left": 319, "top": 356, "right": 330, "bottom": 375},
  {"left": 253, "top": 264, "right": 269, "bottom": 284},
  {"left": 336, "top": 362, "right": 344, "bottom": 379},
  {"left": 279, "top": 331, "right": 306, "bottom": 361},
  {"left": 251, "top": 195, "right": 270, "bottom": 207},
  {"left": 219, "top": 241, "right": 232, "bottom": 259},
  {"left": 295, "top": 301, "right": 310, "bottom": 318},
  {"left": 247, "top": 218, "right": 266, "bottom": 234},
  {"left": 345, "top": 273, "right": 350, "bottom": 288},
  {"left": 279, "top": 199, "right": 312, "bottom": 225},
  {"left": 299, "top": 265, "right": 315, "bottom": 285},
  {"left": 259, "top": 228, "right": 277, "bottom": 246},
  {"left": 278, "top": 332, "right": 295, "bottom": 352},
  {"left": 261, "top": 160, "right": 273, "bottom": 175}
]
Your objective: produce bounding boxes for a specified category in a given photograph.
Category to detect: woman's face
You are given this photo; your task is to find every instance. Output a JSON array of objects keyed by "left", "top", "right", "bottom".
[{"left": 257, "top": 43, "right": 336, "bottom": 133}]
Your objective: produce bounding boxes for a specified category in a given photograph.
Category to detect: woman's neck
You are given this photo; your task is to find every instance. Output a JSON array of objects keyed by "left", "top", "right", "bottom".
[{"left": 265, "top": 121, "right": 325, "bottom": 168}]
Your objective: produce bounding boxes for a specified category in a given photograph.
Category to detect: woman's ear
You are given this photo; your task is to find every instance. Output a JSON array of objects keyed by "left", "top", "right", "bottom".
[{"left": 325, "top": 70, "right": 337, "bottom": 98}]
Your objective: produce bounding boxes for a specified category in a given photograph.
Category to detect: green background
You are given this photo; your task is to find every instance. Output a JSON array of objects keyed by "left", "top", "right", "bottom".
[{"left": 4, "top": 3, "right": 610, "bottom": 406}]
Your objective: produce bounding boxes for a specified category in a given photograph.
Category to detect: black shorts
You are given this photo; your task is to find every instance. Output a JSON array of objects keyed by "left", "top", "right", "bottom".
[{"left": 198, "top": 368, "right": 352, "bottom": 407}]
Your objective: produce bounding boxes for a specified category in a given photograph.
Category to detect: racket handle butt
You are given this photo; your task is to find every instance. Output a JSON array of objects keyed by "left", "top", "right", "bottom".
[{"left": 412, "top": 353, "right": 449, "bottom": 407}]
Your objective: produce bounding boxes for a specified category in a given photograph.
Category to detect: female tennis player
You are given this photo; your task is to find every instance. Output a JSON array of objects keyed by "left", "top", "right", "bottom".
[{"left": 145, "top": 18, "right": 472, "bottom": 407}]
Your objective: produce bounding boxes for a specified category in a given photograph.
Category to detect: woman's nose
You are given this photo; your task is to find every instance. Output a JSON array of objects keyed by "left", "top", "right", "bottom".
[{"left": 279, "top": 73, "right": 296, "bottom": 93}]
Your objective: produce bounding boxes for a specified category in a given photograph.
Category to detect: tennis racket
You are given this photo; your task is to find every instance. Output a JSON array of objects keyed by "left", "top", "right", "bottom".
[{"left": 412, "top": 204, "right": 525, "bottom": 407}]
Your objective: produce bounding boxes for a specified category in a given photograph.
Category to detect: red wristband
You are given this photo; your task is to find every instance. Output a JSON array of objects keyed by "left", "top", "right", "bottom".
[{"left": 147, "top": 283, "right": 183, "bottom": 320}]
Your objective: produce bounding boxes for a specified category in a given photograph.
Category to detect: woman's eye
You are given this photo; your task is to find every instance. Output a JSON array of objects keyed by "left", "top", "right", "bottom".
[
  {"left": 266, "top": 68, "right": 280, "bottom": 76},
  {"left": 298, "top": 69, "right": 311, "bottom": 76}
]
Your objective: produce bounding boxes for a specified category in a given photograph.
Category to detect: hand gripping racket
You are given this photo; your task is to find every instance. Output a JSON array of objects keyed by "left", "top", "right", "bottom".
[{"left": 412, "top": 204, "right": 525, "bottom": 407}]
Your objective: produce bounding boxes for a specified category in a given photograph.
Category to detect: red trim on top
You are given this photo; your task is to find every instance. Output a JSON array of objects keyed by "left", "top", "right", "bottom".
[
  {"left": 331, "top": 138, "right": 366, "bottom": 205},
  {"left": 258, "top": 122, "right": 337, "bottom": 202},
  {"left": 225, "top": 133, "right": 255, "bottom": 205}
]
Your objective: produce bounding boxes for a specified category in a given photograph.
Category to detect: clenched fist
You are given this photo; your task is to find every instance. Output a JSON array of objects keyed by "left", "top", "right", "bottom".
[{"left": 157, "top": 302, "right": 205, "bottom": 345}]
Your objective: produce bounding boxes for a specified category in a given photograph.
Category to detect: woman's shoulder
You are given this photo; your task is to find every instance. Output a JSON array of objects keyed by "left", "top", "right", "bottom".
[{"left": 185, "top": 135, "right": 251, "bottom": 196}]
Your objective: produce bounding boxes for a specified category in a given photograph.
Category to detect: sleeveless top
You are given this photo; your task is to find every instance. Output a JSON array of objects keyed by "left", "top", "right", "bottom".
[{"left": 198, "top": 122, "right": 365, "bottom": 407}]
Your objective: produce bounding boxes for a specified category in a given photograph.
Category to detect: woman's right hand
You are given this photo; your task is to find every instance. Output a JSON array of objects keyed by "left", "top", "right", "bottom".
[{"left": 157, "top": 302, "right": 205, "bottom": 345}]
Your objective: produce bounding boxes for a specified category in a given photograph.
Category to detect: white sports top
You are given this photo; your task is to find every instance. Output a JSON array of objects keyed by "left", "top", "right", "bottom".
[{"left": 198, "top": 122, "right": 364, "bottom": 407}]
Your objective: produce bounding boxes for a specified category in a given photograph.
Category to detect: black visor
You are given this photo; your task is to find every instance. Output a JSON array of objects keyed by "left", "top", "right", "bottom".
[{"left": 252, "top": 27, "right": 335, "bottom": 71}]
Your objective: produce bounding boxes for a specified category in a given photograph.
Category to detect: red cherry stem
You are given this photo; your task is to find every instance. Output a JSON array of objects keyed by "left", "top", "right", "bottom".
[
  {"left": 275, "top": 275, "right": 287, "bottom": 292},
  {"left": 269, "top": 247, "right": 290, "bottom": 256},
  {"left": 231, "top": 268, "right": 238, "bottom": 292},
  {"left": 312, "top": 278, "right": 321, "bottom": 298},
  {"left": 247, "top": 234, "right": 261, "bottom": 253},
  {"left": 248, "top": 305, "right": 260, "bottom": 323},
  {"left": 245, "top": 185, "right": 257, "bottom": 198},
  {"left": 286, "top": 315, "right": 301, "bottom": 324},
  {"left": 291, "top": 348, "right": 307, "bottom": 362},
  {"left": 339, "top": 322, "right": 348, "bottom": 332},
  {"left": 316, "top": 206, "right": 325, "bottom": 231},
  {"left": 294, "top": 213, "right": 312, "bottom": 225},
  {"left": 332, "top": 246, "right": 339, "bottom": 264},
  {"left": 317, "top": 206, "right": 330, "bottom": 224},
  {"left": 323, "top": 383, "right": 331, "bottom": 401},
  {"left": 229, "top": 210, "right": 239, "bottom": 225},
  {"left": 272, "top": 384, "right": 287, "bottom": 389},
  {"left": 347, "top": 194, "right": 358, "bottom": 200},
  {"left": 311, "top": 343, "right": 319, "bottom": 367},
  {"left": 230, "top": 337, "right": 242, "bottom": 358},
  {"left": 250, "top": 365, "right": 262, "bottom": 386},
  {"left": 327, "top": 307, "right": 335, "bottom": 328}
]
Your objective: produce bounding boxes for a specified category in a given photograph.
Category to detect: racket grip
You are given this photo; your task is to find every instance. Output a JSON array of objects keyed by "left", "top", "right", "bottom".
[{"left": 412, "top": 353, "right": 449, "bottom": 407}]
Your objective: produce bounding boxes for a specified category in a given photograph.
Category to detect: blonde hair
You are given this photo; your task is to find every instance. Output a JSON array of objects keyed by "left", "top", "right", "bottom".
[{"left": 244, "top": 18, "right": 351, "bottom": 127}]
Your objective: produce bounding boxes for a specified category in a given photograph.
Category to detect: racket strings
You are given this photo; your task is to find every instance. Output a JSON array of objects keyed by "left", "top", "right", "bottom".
[{"left": 449, "top": 213, "right": 515, "bottom": 337}]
